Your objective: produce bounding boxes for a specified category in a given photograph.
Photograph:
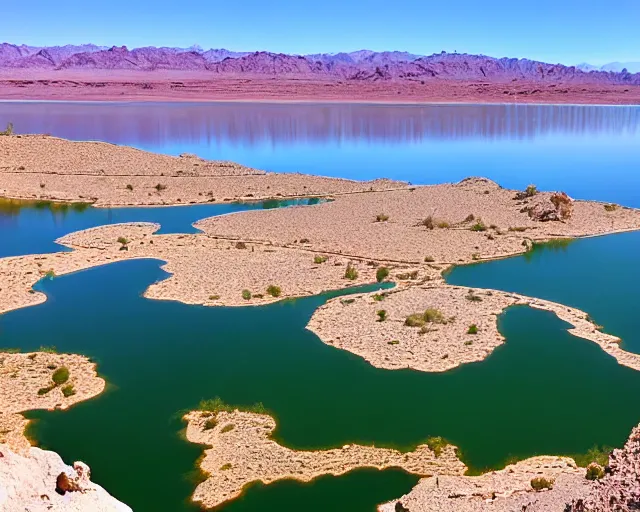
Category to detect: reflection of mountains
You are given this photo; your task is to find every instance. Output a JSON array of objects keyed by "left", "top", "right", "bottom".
[{"left": 1, "top": 103, "right": 638, "bottom": 145}]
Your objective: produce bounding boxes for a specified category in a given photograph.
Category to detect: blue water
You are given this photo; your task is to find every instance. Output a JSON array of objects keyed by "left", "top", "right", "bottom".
[
  {"left": 1, "top": 102, "right": 640, "bottom": 206},
  {"left": 0, "top": 198, "right": 319, "bottom": 258}
]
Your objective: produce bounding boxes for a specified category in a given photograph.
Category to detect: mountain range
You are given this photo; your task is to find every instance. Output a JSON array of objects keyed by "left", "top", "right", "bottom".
[{"left": 1, "top": 43, "right": 638, "bottom": 85}]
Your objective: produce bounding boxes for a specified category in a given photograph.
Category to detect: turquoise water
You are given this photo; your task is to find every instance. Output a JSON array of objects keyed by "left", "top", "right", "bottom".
[
  {"left": 1, "top": 103, "right": 640, "bottom": 511},
  {"left": 1, "top": 258, "right": 638, "bottom": 511},
  {"left": 0, "top": 197, "right": 319, "bottom": 258}
]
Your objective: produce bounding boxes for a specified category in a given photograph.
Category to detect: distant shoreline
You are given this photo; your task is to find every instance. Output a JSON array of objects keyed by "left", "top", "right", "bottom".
[{"left": 1, "top": 73, "right": 639, "bottom": 105}]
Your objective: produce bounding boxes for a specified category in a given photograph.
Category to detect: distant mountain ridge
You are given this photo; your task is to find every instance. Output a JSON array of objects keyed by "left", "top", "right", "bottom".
[
  {"left": 1, "top": 43, "right": 638, "bottom": 85},
  {"left": 578, "top": 61, "right": 640, "bottom": 74}
]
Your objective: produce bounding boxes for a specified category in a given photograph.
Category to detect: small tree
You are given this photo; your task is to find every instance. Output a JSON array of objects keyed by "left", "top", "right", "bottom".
[{"left": 376, "top": 267, "right": 389, "bottom": 282}]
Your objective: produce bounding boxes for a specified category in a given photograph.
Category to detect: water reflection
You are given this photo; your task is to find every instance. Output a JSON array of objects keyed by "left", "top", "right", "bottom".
[{"left": 0, "top": 102, "right": 638, "bottom": 145}]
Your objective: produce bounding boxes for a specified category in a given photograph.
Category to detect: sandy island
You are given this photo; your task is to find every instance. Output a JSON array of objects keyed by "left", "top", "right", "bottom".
[{"left": 3, "top": 134, "right": 640, "bottom": 510}]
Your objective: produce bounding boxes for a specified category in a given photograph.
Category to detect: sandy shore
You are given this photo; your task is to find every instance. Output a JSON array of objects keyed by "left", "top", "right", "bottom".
[
  {"left": 0, "top": 351, "right": 105, "bottom": 451},
  {"left": 0, "top": 135, "right": 407, "bottom": 206},
  {"left": 1, "top": 72, "right": 639, "bottom": 105},
  {"left": 184, "top": 408, "right": 466, "bottom": 509},
  {"left": 308, "top": 283, "right": 640, "bottom": 373}
]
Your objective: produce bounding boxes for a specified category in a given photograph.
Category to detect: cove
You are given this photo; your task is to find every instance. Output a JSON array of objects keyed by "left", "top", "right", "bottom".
[
  {"left": 2, "top": 258, "right": 639, "bottom": 511},
  {"left": 0, "top": 197, "right": 319, "bottom": 258},
  {"left": 446, "top": 231, "right": 640, "bottom": 354}
]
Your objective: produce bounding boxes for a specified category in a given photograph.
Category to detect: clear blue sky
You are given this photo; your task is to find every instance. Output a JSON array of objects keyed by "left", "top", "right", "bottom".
[{"left": 2, "top": 0, "right": 638, "bottom": 65}]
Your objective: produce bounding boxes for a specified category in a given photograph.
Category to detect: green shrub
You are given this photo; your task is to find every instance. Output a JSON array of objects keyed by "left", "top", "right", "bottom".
[
  {"left": 423, "top": 308, "right": 446, "bottom": 324},
  {"left": 467, "top": 324, "right": 479, "bottom": 334},
  {"left": 314, "top": 255, "right": 328, "bottom": 264},
  {"left": 117, "top": 237, "right": 129, "bottom": 246},
  {"left": 221, "top": 424, "right": 235, "bottom": 434},
  {"left": 405, "top": 314, "right": 426, "bottom": 327},
  {"left": 437, "top": 221, "right": 450, "bottom": 229},
  {"left": 44, "top": 269, "right": 56, "bottom": 279},
  {"left": 525, "top": 184, "right": 538, "bottom": 197},
  {"left": 241, "top": 289, "right": 252, "bottom": 300},
  {"left": 373, "top": 293, "right": 385, "bottom": 301},
  {"left": 198, "top": 397, "right": 267, "bottom": 415},
  {"left": 61, "top": 384, "right": 76, "bottom": 397},
  {"left": 377, "top": 310, "right": 387, "bottom": 322},
  {"left": 426, "top": 436, "right": 448, "bottom": 457},
  {"left": 203, "top": 418, "right": 218, "bottom": 430},
  {"left": 38, "top": 346, "right": 57, "bottom": 353},
  {"left": 530, "top": 477, "right": 554, "bottom": 491},
  {"left": 574, "top": 446, "right": 611, "bottom": 467},
  {"left": 1, "top": 348, "right": 21, "bottom": 353},
  {"left": 586, "top": 463, "right": 605, "bottom": 480},
  {"left": 38, "top": 384, "right": 55, "bottom": 395},
  {"left": 52, "top": 367, "right": 70, "bottom": 385},
  {"left": 376, "top": 213, "right": 389, "bottom": 222},
  {"left": 376, "top": 267, "right": 389, "bottom": 282},
  {"left": 220, "top": 463, "right": 232, "bottom": 471},
  {"left": 266, "top": 285, "right": 282, "bottom": 297},
  {"left": 344, "top": 263, "right": 358, "bottom": 280},
  {"left": 471, "top": 220, "right": 487, "bottom": 232}
]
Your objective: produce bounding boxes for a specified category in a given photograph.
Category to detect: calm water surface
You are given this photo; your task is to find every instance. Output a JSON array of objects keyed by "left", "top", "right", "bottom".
[
  {"left": 1, "top": 103, "right": 640, "bottom": 511},
  {"left": 1, "top": 102, "right": 640, "bottom": 206}
]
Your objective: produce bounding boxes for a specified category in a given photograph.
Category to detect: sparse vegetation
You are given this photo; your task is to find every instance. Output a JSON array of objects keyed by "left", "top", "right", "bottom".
[
  {"left": 425, "top": 436, "right": 449, "bottom": 457},
  {"left": 340, "top": 298, "right": 356, "bottom": 305},
  {"left": 585, "top": 463, "right": 605, "bottom": 481},
  {"left": 61, "top": 384, "right": 76, "bottom": 397},
  {"left": 530, "top": 477, "right": 554, "bottom": 491},
  {"left": 0, "top": 122, "right": 14, "bottom": 136},
  {"left": 508, "top": 226, "right": 527, "bottom": 232},
  {"left": 203, "top": 418, "right": 218, "bottom": 430},
  {"left": 604, "top": 204, "right": 618, "bottom": 212},
  {"left": 221, "top": 424, "right": 235, "bottom": 434},
  {"left": 209, "top": 295, "right": 221, "bottom": 301},
  {"left": 266, "top": 285, "right": 282, "bottom": 297},
  {"left": 373, "top": 293, "right": 386, "bottom": 301},
  {"left": 198, "top": 397, "right": 267, "bottom": 415},
  {"left": 376, "top": 213, "right": 389, "bottom": 222},
  {"left": 525, "top": 184, "right": 538, "bottom": 197},
  {"left": 466, "top": 291, "right": 482, "bottom": 302},
  {"left": 387, "top": 340, "right": 399, "bottom": 345},
  {"left": 241, "top": 289, "right": 252, "bottom": 300},
  {"left": 405, "top": 308, "right": 447, "bottom": 327},
  {"left": 377, "top": 310, "right": 387, "bottom": 322},
  {"left": 117, "top": 237, "right": 129, "bottom": 246},
  {"left": 220, "top": 463, "right": 232, "bottom": 471},
  {"left": 37, "top": 384, "right": 55, "bottom": 395},
  {"left": 44, "top": 269, "right": 56, "bottom": 279},
  {"left": 344, "top": 263, "right": 358, "bottom": 280},
  {"left": 464, "top": 340, "right": 473, "bottom": 346},
  {"left": 126, "top": 184, "right": 134, "bottom": 191},
  {"left": 436, "top": 221, "right": 450, "bottom": 229},
  {"left": 0, "top": 348, "right": 21, "bottom": 353},
  {"left": 396, "top": 270, "right": 419, "bottom": 280},
  {"left": 313, "top": 255, "right": 328, "bottom": 264},
  {"left": 467, "top": 324, "right": 479, "bottom": 334},
  {"left": 470, "top": 220, "right": 487, "bottom": 232},
  {"left": 376, "top": 267, "right": 389, "bottom": 282},
  {"left": 38, "top": 346, "right": 57, "bottom": 353},
  {"left": 424, "top": 256, "right": 435, "bottom": 262},
  {"left": 573, "top": 445, "right": 611, "bottom": 467},
  {"left": 471, "top": 253, "right": 480, "bottom": 260},
  {"left": 235, "top": 242, "right": 247, "bottom": 249},
  {"left": 52, "top": 366, "right": 70, "bottom": 385}
]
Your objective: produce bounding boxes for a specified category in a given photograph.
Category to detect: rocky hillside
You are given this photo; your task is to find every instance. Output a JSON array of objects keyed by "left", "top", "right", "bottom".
[{"left": 1, "top": 43, "right": 639, "bottom": 85}]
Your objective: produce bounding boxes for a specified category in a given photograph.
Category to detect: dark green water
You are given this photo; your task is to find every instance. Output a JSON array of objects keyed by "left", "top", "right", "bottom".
[{"left": 2, "top": 255, "right": 639, "bottom": 511}]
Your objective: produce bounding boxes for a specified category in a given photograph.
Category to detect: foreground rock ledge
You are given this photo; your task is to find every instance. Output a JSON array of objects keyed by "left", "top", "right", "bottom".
[
  {"left": 184, "top": 409, "right": 466, "bottom": 509},
  {"left": 379, "top": 423, "right": 640, "bottom": 512},
  {"left": 0, "top": 443, "right": 132, "bottom": 511}
]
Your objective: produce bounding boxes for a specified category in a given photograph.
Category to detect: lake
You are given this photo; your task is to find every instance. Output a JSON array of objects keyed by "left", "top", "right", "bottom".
[{"left": 1, "top": 102, "right": 640, "bottom": 512}]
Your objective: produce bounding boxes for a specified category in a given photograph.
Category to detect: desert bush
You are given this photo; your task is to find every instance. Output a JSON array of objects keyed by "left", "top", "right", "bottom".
[
  {"left": 423, "top": 308, "right": 446, "bottom": 324},
  {"left": 437, "top": 221, "right": 450, "bottom": 229},
  {"left": 155, "top": 184, "right": 167, "bottom": 191},
  {"left": 62, "top": 384, "right": 76, "bottom": 397},
  {"left": 126, "top": 184, "right": 133, "bottom": 191},
  {"left": 266, "top": 285, "right": 282, "bottom": 297},
  {"left": 604, "top": 204, "right": 618, "bottom": 212},
  {"left": 203, "top": 418, "right": 217, "bottom": 430},
  {"left": 467, "top": 324, "right": 479, "bottom": 334},
  {"left": 396, "top": 270, "right": 419, "bottom": 280},
  {"left": 314, "top": 255, "right": 328, "bottom": 264},
  {"left": 376, "top": 267, "right": 390, "bottom": 282},
  {"left": 376, "top": 213, "right": 389, "bottom": 222},
  {"left": 525, "top": 184, "right": 538, "bottom": 197},
  {"left": 209, "top": 295, "right": 221, "bottom": 301},
  {"left": 241, "top": 289, "right": 252, "bottom": 300},
  {"left": 377, "top": 310, "right": 387, "bottom": 322},
  {"left": 235, "top": 241, "right": 247, "bottom": 249},
  {"left": 530, "top": 477, "right": 554, "bottom": 491},
  {"left": 387, "top": 340, "right": 399, "bottom": 345},
  {"left": 344, "top": 263, "right": 358, "bottom": 280},
  {"left": 471, "top": 220, "right": 487, "bottom": 232},
  {"left": 585, "top": 463, "right": 605, "bottom": 481},
  {"left": 220, "top": 463, "right": 232, "bottom": 471},
  {"left": 424, "top": 256, "right": 435, "bottom": 262},
  {"left": 38, "top": 346, "right": 57, "bottom": 353},
  {"left": 221, "top": 424, "right": 235, "bottom": 434},
  {"left": 464, "top": 214, "right": 475, "bottom": 223},
  {"left": 52, "top": 366, "right": 70, "bottom": 385},
  {"left": 426, "top": 436, "right": 448, "bottom": 457},
  {"left": 117, "top": 237, "right": 129, "bottom": 246},
  {"left": 421, "top": 216, "right": 435, "bottom": 229},
  {"left": 0, "top": 122, "right": 14, "bottom": 136}
]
